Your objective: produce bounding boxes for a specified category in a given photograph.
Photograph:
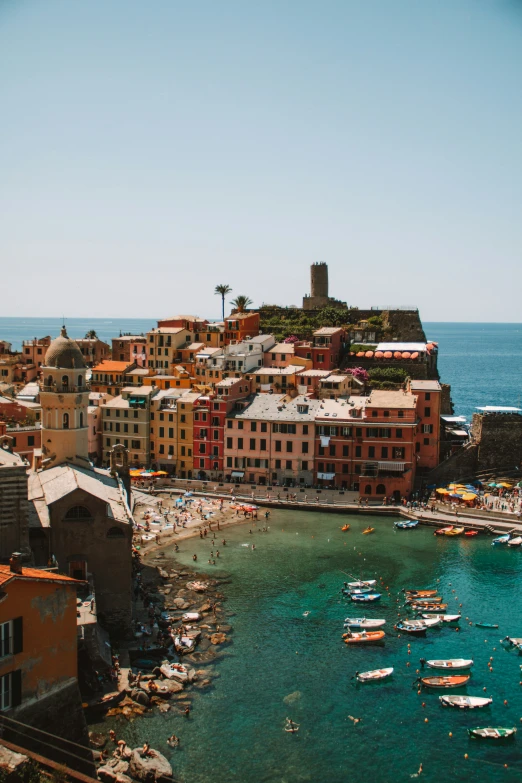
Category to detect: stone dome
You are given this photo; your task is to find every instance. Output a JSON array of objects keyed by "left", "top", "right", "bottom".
[{"left": 44, "top": 327, "right": 87, "bottom": 369}]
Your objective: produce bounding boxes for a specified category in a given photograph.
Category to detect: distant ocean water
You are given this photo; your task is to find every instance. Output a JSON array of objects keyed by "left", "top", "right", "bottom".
[{"left": 1, "top": 318, "right": 520, "bottom": 421}]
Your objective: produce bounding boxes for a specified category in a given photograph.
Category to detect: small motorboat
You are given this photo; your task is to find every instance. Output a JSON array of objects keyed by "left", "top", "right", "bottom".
[
  {"left": 342, "top": 587, "right": 373, "bottom": 596},
  {"left": 344, "top": 618, "right": 386, "bottom": 629},
  {"left": 159, "top": 662, "right": 190, "bottom": 682},
  {"left": 343, "top": 630, "right": 385, "bottom": 644},
  {"left": 474, "top": 622, "right": 498, "bottom": 629},
  {"left": 410, "top": 617, "right": 440, "bottom": 628},
  {"left": 492, "top": 534, "right": 511, "bottom": 545},
  {"left": 394, "top": 520, "right": 419, "bottom": 529},
  {"left": 440, "top": 695, "right": 492, "bottom": 709},
  {"left": 421, "top": 614, "right": 461, "bottom": 623},
  {"left": 465, "top": 530, "right": 479, "bottom": 537},
  {"left": 409, "top": 602, "right": 448, "bottom": 612},
  {"left": 468, "top": 727, "right": 516, "bottom": 740},
  {"left": 345, "top": 580, "right": 377, "bottom": 589},
  {"left": 502, "top": 636, "right": 522, "bottom": 650},
  {"left": 445, "top": 527, "right": 465, "bottom": 536},
  {"left": 395, "top": 621, "right": 427, "bottom": 636},
  {"left": 405, "top": 589, "right": 438, "bottom": 598},
  {"left": 351, "top": 592, "right": 381, "bottom": 603},
  {"left": 508, "top": 536, "right": 522, "bottom": 547},
  {"left": 362, "top": 527, "right": 375, "bottom": 535},
  {"left": 406, "top": 595, "right": 443, "bottom": 604},
  {"left": 356, "top": 667, "right": 393, "bottom": 682},
  {"left": 341, "top": 524, "right": 351, "bottom": 532},
  {"left": 422, "top": 658, "right": 473, "bottom": 670},
  {"left": 420, "top": 675, "right": 470, "bottom": 688},
  {"left": 435, "top": 526, "right": 454, "bottom": 535}
]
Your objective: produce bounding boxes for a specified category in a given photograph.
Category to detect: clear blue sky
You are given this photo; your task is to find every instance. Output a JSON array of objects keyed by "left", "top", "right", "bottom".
[{"left": 1, "top": 0, "right": 521, "bottom": 321}]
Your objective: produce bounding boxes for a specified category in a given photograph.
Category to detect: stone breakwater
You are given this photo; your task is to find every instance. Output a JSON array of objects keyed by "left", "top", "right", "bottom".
[{"left": 89, "top": 557, "right": 232, "bottom": 783}]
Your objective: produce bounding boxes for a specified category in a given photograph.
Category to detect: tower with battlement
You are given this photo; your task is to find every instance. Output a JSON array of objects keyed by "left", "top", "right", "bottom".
[{"left": 303, "top": 262, "right": 347, "bottom": 310}]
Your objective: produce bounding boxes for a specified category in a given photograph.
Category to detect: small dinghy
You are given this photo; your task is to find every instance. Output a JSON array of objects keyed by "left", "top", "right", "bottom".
[
  {"left": 394, "top": 520, "right": 419, "bottom": 529},
  {"left": 445, "top": 527, "right": 465, "bottom": 536},
  {"left": 362, "top": 527, "right": 375, "bottom": 535},
  {"left": 405, "top": 589, "right": 438, "bottom": 598},
  {"left": 420, "top": 675, "right": 470, "bottom": 688},
  {"left": 474, "top": 622, "right": 498, "bottom": 629},
  {"left": 160, "top": 662, "right": 190, "bottom": 682},
  {"left": 351, "top": 592, "right": 381, "bottom": 603},
  {"left": 356, "top": 667, "right": 393, "bottom": 682},
  {"left": 344, "top": 618, "right": 386, "bottom": 629},
  {"left": 341, "top": 524, "right": 350, "bottom": 532},
  {"left": 343, "top": 630, "right": 385, "bottom": 644},
  {"left": 508, "top": 536, "right": 522, "bottom": 547},
  {"left": 409, "top": 602, "right": 448, "bottom": 612},
  {"left": 440, "top": 695, "right": 492, "bottom": 709},
  {"left": 435, "top": 526, "right": 454, "bottom": 535},
  {"left": 492, "top": 534, "right": 511, "bottom": 545},
  {"left": 421, "top": 614, "right": 460, "bottom": 623},
  {"left": 422, "top": 658, "right": 473, "bottom": 670},
  {"left": 468, "top": 727, "right": 516, "bottom": 740},
  {"left": 345, "top": 580, "right": 377, "bottom": 589},
  {"left": 395, "top": 621, "right": 427, "bottom": 636}
]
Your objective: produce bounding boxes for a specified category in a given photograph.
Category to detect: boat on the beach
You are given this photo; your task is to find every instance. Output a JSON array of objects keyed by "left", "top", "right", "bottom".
[
  {"left": 356, "top": 667, "right": 393, "bottom": 682},
  {"left": 508, "top": 536, "right": 522, "bottom": 547},
  {"left": 409, "top": 602, "right": 448, "bottom": 612},
  {"left": 394, "top": 520, "right": 419, "bottom": 529},
  {"left": 160, "top": 662, "right": 191, "bottom": 682},
  {"left": 440, "top": 695, "right": 492, "bottom": 709},
  {"left": 404, "top": 589, "right": 438, "bottom": 598},
  {"left": 474, "top": 622, "right": 498, "bottom": 629},
  {"left": 435, "top": 526, "right": 454, "bottom": 535},
  {"left": 362, "top": 527, "right": 375, "bottom": 535},
  {"left": 395, "top": 622, "right": 427, "bottom": 636},
  {"left": 421, "top": 614, "right": 461, "bottom": 623},
  {"left": 445, "top": 527, "right": 465, "bottom": 536},
  {"left": 341, "top": 524, "right": 350, "bottom": 532},
  {"left": 343, "top": 630, "right": 385, "bottom": 644},
  {"left": 351, "top": 592, "right": 381, "bottom": 603},
  {"left": 173, "top": 635, "right": 196, "bottom": 654},
  {"left": 492, "top": 534, "right": 511, "bottom": 545},
  {"left": 422, "top": 658, "right": 473, "bottom": 670},
  {"left": 344, "top": 618, "right": 386, "bottom": 629},
  {"left": 420, "top": 675, "right": 470, "bottom": 688},
  {"left": 468, "top": 727, "right": 516, "bottom": 740}
]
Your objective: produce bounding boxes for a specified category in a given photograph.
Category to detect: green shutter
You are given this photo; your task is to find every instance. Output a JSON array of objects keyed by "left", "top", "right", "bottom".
[{"left": 13, "top": 617, "right": 23, "bottom": 655}]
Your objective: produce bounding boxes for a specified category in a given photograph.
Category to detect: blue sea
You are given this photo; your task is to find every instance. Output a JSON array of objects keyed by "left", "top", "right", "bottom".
[{"left": 1, "top": 318, "right": 520, "bottom": 421}]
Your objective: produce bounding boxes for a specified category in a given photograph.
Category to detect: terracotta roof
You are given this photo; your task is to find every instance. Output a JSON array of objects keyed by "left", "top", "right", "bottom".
[{"left": 0, "top": 564, "right": 81, "bottom": 587}]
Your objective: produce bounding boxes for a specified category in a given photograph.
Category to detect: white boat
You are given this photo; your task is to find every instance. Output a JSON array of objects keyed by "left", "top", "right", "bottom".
[
  {"left": 421, "top": 614, "right": 460, "bottom": 623},
  {"left": 344, "top": 580, "right": 377, "bottom": 589},
  {"left": 159, "top": 662, "right": 190, "bottom": 682},
  {"left": 356, "top": 667, "right": 393, "bottom": 682},
  {"left": 508, "top": 536, "right": 522, "bottom": 547},
  {"left": 440, "top": 695, "right": 492, "bottom": 709},
  {"left": 173, "top": 635, "right": 196, "bottom": 654},
  {"left": 423, "top": 658, "right": 473, "bottom": 670},
  {"left": 401, "top": 619, "right": 440, "bottom": 630},
  {"left": 344, "top": 618, "right": 386, "bottom": 629},
  {"left": 182, "top": 612, "right": 201, "bottom": 622},
  {"left": 503, "top": 636, "right": 522, "bottom": 649}
]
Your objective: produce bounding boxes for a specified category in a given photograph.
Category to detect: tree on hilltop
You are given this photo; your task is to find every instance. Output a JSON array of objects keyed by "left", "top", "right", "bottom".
[{"left": 231, "top": 295, "right": 253, "bottom": 313}]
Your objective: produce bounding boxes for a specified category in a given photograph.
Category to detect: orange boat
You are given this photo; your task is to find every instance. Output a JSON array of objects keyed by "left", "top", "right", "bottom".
[
  {"left": 435, "top": 526, "right": 454, "bottom": 535},
  {"left": 343, "top": 631, "right": 385, "bottom": 644},
  {"left": 404, "top": 589, "right": 438, "bottom": 598},
  {"left": 420, "top": 675, "right": 470, "bottom": 688},
  {"left": 341, "top": 524, "right": 350, "bottom": 532}
]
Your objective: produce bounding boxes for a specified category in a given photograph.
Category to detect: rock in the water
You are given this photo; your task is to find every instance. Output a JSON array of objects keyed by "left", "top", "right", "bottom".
[
  {"left": 209, "top": 633, "right": 227, "bottom": 645},
  {"left": 89, "top": 731, "right": 107, "bottom": 749},
  {"left": 283, "top": 690, "right": 302, "bottom": 705},
  {"left": 131, "top": 689, "right": 151, "bottom": 708},
  {"left": 129, "top": 748, "right": 173, "bottom": 782}
]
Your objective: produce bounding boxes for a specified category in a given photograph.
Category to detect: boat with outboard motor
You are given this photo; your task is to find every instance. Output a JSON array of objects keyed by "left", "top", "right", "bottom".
[
  {"left": 421, "top": 658, "right": 473, "bottom": 670},
  {"left": 344, "top": 618, "right": 386, "bottom": 629},
  {"left": 440, "top": 695, "right": 492, "bottom": 709},
  {"left": 343, "top": 630, "right": 385, "bottom": 644},
  {"left": 351, "top": 592, "right": 381, "bottom": 603},
  {"left": 421, "top": 614, "right": 461, "bottom": 623},
  {"left": 395, "top": 621, "right": 427, "bottom": 636},
  {"left": 502, "top": 636, "right": 522, "bottom": 650},
  {"left": 356, "top": 667, "right": 393, "bottom": 682}
]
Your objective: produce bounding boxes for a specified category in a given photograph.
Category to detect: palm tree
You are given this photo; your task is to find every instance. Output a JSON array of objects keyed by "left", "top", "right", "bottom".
[
  {"left": 214, "top": 284, "right": 232, "bottom": 321},
  {"left": 85, "top": 329, "right": 98, "bottom": 339},
  {"left": 231, "top": 295, "right": 253, "bottom": 313}
]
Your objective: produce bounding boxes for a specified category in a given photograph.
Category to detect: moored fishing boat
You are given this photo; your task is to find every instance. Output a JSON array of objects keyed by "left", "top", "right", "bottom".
[
  {"left": 404, "top": 589, "right": 438, "bottom": 598},
  {"left": 343, "top": 630, "right": 385, "bottom": 644},
  {"left": 440, "top": 695, "right": 492, "bottom": 709},
  {"left": 406, "top": 595, "right": 443, "bottom": 604},
  {"left": 351, "top": 592, "right": 381, "bottom": 603},
  {"left": 409, "top": 602, "right": 448, "bottom": 612},
  {"left": 342, "top": 587, "right": 373, "bottom": 596},
  {"left": 394, "top": 520, "right": 419, "bottom": 529},
  {"left": 345, "top": 580, "right": 377, "bottom": 589},
  {"left": 344, "top": 618, "right": 386, "bottom": 629},
  {"left": 435, "top": 526, "right": 454, "bottom": 535},
  {"left": 421, "top": 614, "right": 461, "bottom": 623},
  {"left": 468, "top": 726, "right": 516, "bottom": 740},
  {"left": 362, "top": 527, "right": 375, "bottom": 535},
  {"left": 474, "top": 622, "right": 498, "bottom": 629},
  {"left": 395, "top": 621, "right": 427, "bottom": 636},
  {"left": 356, "top": 667, "right": 393, "bottom": 682},
  {"left": 445, "top": 527, "right": 465, "bottom": 536},
  {"left": 508, "top": 536, "right": 522, "bottom": 547},
  {"left": 502, "top": 636, "right": 522, "bottom": 650},
  {"left": 421, "top": 658, "right": 473, "bottom": 670},
  {"left": 420, "top": 675, "right": 470, "bottom": 688},
  {"left": 492, "top": 534, "right": 511, "bottom": 545}
]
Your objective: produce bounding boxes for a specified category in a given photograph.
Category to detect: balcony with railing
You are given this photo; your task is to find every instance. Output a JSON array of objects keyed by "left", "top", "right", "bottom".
[{"left": 42, "top": 383, "right": 89, "bottom": 393}]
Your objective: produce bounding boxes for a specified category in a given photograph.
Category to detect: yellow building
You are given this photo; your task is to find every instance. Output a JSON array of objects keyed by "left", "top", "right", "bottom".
[{"left": 101, "top": 386, "right": 159, "bottom": 467}]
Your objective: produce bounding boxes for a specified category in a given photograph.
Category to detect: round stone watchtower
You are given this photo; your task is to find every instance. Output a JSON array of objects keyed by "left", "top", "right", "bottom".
[{"left": 39, "top": 327, "right": 91, "bottom": 469}]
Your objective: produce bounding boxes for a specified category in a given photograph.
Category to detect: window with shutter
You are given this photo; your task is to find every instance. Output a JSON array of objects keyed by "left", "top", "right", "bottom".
[{"left": 12, "top": 618, "right": 22, "bottom": 655}]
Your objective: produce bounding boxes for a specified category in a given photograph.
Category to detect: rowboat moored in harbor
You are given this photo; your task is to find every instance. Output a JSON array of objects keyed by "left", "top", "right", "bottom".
[
  {"left": 420, "top": 675, "right": 470, "bottom": 688},
  {"left": 351, "top": 592, "right": 381, "bottom": 603},
  {"left": 468, "top": 727, "right": 516, "bottom": 740},
  {"left": 356, "top": 667, "right": 394, "bottom": 682},
  {"left": 344, "top": 618, "right": 386, "bottom": 629},
  {"left": 421, "top": 614, "right": 460, "bottom": 623},
  {"left": 440, "top": 695, "right": 492, "bottom": 709},
  {"left": 421, "top": 658, "right": 473, "bottom": 670},
  {"left": 394, "top": 520, "right": 419, "bottom": 529}
]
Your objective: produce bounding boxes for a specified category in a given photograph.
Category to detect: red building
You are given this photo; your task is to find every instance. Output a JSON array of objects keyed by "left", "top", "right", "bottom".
[
  {"left": 408, "top": 380, "right": 442, "bottom": 471},
  {"left": 310, "top": 327, "right": 347, "bottom": 370},
  {"left": 223, "top": 312, "right": 260, "bottom": 345}
]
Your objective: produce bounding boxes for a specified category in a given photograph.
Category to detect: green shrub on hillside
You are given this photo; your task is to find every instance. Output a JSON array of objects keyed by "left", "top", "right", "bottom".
[{"left": 369, "top": 367, "right": 408, "bottom": 383}]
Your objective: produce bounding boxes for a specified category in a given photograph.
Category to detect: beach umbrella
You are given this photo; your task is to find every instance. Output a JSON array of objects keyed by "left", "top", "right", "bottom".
[
  {"left": 140, "top": 471, "right": 153, "bottom": 476},
  {"left": 155, "top": 470, "right": 168, "bottom": 475},
  {"left": 461, "top": 493, "right": 477, "bottom": 501},
  {"left": 436, "top": 488, "right": 449, "bottom": 495},
  {"left": 487, "top": 482, "right": 497, "bottom": 488},
  {"left": 498, "top": 482, "right": 513, "bottom": 488}
]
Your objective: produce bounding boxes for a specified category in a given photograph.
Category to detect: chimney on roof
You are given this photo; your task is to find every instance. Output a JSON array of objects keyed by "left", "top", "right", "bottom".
[{"left": 9, "top": 553, "right": 23, "bottom": 574}]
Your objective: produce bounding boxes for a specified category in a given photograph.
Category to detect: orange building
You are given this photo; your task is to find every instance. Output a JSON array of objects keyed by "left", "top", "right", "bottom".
[
  {"left": 90, "top": 360, "right": 136, "bottom": 395},
  {"left": 223, "top": 312, "right": 260, "bottom": 344},
  {"left": 409, "top": 380, "right": 442, "bottom": 471},
  {"left": 0, "top": 555, "right": 84, "bottom": 739}
]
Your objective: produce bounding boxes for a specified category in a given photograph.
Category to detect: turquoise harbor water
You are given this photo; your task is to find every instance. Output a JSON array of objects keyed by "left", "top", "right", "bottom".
[{"left": 107, "top": 510, "right": 522, "bottom": 783}]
